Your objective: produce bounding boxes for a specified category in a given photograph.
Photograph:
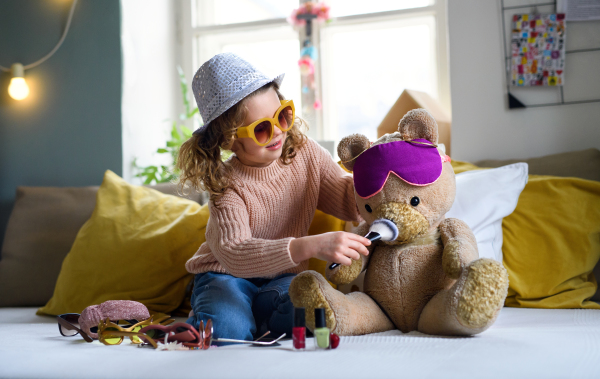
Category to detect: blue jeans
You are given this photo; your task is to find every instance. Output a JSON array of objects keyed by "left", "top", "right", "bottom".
[{"left": 186, "top": 272, "right": 295, "bottom": 344}]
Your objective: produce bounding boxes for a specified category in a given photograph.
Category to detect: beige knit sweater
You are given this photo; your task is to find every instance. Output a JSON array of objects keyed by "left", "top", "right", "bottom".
[{"left": 185, "top": 138, "right": 361, "bottom": 278}]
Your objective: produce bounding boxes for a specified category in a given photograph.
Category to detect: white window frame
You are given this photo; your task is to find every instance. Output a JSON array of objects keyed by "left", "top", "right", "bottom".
[{"left": 176, "top": 0, "right": 450, "bottom": 140}]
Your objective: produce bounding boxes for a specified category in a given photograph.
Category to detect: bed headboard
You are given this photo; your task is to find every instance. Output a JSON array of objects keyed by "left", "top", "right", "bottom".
[{"left": 377, "top": 89, "right": 452, "bottom": 155}]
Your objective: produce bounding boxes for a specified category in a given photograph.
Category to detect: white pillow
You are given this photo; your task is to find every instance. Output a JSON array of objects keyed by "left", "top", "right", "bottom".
[
  {"left": 337, "top": 163, "right": 528, "bottom": 294},
  {"left": 445, "top": 163, "right": 528, "bottom": 262}
]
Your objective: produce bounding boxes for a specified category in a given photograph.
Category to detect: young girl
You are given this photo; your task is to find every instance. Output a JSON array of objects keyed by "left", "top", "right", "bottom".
[{"left": 178, "top": 52, "right": 370, "bottom": 342}]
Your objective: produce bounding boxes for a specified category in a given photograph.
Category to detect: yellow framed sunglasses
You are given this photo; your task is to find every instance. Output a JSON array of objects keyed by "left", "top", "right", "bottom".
[
  {"left": 97, "top": 315, "right": 174, "bottom": 346},
  {"left": 236, "top": 100, "right": 295, "bottom": 146}
]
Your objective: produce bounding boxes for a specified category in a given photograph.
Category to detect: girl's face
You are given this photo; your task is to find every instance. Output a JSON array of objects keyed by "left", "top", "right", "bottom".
[{"left": 231, "top": 87, "right": 288, "bottom": 167}]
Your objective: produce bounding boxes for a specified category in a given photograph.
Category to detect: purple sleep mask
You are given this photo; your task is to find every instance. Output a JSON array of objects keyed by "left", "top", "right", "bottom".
[{"left": 353, "top": 139, "right": 450, "bottom": 199}]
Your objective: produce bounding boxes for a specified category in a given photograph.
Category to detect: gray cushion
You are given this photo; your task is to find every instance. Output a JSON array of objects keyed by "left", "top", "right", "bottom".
[
  {"left": 475, "top": 148, "right": 600, "bottom": 182},
  {"left": 0, "top": 186, "right": 98, "bottom": 307},
  {"left": 0, "top": 183, "right": 205, "bottom": 307},
  {"left": 150, "top": 183, "right": 207, "bottom": 204}
]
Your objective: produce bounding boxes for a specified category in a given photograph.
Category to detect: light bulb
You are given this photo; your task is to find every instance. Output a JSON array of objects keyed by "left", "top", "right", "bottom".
[
  {"left": 9, "top": 77, "right": 30, "bottom": 101},
  {"left": 8, "top": 63, "right": 30, "bottom": 101}
]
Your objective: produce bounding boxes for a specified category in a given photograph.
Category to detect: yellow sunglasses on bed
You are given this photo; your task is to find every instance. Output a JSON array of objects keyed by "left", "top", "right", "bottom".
[{"left": 236, "top": 100, "right": 295, "bottom": 146}]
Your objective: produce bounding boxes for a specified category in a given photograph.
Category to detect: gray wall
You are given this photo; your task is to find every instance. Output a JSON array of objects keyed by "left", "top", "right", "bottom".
[
  {"left": 448, "top": 0, "right": 600, "bottom": 162},
  {"left": 0, "top": 0, "right": 122, "bottom": 248}
]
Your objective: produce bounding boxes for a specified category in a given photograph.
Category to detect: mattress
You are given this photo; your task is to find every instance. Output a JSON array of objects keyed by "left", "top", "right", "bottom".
[{"left": 0, "top": 307, "right": 598, "bottom": 379}]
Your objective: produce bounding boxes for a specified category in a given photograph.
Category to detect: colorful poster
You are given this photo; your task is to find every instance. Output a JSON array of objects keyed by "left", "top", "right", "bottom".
[{"left": 511, "top": 13, "right": 566, "bottom": 86}]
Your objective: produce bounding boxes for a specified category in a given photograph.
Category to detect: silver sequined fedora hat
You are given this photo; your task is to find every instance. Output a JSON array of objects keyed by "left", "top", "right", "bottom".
[{"left": 192, "top": 52, "right": 284, "bottom": 135}]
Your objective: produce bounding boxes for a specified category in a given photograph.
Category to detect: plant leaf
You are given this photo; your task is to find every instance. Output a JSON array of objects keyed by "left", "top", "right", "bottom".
[
  {"left": 141, "top": 166, "right": 158, "bottom": 173},
  {"left": 180, "top": 125, "right": 193, "bottom": 137},
  {"left": 187, "top": 108, "right": 199, "bottom": 119},
  {"left": 171, "top": 125, "right": 181, "bottom": 141},
  {"left": 177, "top": 66, "right": 192, "bottom": 117}
]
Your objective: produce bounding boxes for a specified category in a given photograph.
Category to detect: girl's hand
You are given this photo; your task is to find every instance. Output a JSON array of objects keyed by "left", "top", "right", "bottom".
[{"left": 289, "top": 232, "right": 371, "bottom": 266}]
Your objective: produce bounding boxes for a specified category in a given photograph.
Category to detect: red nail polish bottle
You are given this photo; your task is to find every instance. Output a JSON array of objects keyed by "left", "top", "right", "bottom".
[{"left": 293, "top": 307, "right": 306, "bottom": 350}]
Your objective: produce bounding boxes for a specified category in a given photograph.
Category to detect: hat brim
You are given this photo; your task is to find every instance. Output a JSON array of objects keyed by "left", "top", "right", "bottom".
[{"left": 192, "top": 73, "right": 285, "bottom": 136}]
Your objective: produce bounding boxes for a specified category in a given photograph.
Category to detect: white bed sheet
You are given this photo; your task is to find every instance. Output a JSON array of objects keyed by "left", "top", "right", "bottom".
[{"left": 0, "top": 307, "right": 599, "bottom": 379}]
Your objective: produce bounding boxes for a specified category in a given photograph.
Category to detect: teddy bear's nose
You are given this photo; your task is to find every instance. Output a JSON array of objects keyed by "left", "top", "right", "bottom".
[{"left": 374, "top": 202, "right": 429, "bottom": 243}]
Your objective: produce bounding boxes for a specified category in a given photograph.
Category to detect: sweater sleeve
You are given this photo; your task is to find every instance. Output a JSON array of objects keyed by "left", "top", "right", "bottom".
[
  {"left": 205, "top": 193, "right": 298, "bottom": 278},
  {"left": 312, "top": 140, "right": 362, "bottom": 222}
]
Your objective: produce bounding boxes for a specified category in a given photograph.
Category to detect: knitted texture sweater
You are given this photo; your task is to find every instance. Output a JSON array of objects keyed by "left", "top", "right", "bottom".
[{"left": 185, "top": 138, "right": 361, "bottom": 278}]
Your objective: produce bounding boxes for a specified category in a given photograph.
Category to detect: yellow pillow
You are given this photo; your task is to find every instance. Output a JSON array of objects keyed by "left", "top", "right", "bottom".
[
  {"left": 37, "top": 170, "right": 209, "bottom": 317},
  {"left": 503, "top": 175, "right": 600, "bottom": 309},
  {"left": 451, "top": 160, "right": 600, "bottom": 309},
  {"left": 307, "top": 209, "right": 346, "bottom": 286}
]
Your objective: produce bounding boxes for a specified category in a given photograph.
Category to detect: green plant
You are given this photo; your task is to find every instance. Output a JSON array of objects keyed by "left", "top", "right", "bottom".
[
  {"left": 133, "top": 67, "right": 199, "bottom": 184},
  {"left": 132, "top": 66, "right": 232, "bottom": 184},
  {"left": 134, "top": 67, "right": 233, "bottom": 185},
  {"left": 132, "top": 124, "right": 194, "bottom": 184}
]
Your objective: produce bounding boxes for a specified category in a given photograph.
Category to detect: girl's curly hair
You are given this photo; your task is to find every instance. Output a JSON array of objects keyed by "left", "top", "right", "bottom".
[{"left": 177, "top": 82, "right": 307, "bottom": 201}]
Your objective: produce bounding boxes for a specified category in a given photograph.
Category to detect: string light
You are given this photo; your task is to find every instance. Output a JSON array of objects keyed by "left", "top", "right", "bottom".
[
  {"left": 0, "top": 0, "right": 78, "bottom": 101},
  {"left": 8, "top": 64, "right": 29, "bottom": 101}
]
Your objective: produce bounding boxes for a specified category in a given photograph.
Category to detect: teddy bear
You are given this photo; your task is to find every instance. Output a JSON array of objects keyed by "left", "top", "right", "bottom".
[{"left": 289, "top": 109, "right": 509, "bottom": 336}]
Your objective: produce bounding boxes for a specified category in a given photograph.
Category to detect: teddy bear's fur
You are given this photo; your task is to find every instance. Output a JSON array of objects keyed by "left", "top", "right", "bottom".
[{"left": 289, "top": 109, "right": 509, "bottom": 336}]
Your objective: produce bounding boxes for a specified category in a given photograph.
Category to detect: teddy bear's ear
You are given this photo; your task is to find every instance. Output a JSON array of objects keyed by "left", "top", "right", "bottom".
[
  {"left": 337, "top": 134, "right": 370, "bottom": 172},
  {"left": 398, "top": 109, "right": 439, "bottom": 144}
]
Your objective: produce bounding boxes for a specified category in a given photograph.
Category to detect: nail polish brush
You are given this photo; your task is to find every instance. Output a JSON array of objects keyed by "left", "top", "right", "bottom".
[{"left": 329, "top": 219, "right": 398, "bottom": 270}]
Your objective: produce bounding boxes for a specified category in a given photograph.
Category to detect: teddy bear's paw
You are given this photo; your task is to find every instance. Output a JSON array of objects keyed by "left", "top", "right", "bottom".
[
  {"left": 289, "top": 271, "right": 336, "bottom": 332},
  {"left": 326, "top": 256, "right": 363, "bottom": 285},
  {"left": 456, "top": 259, "right": 509, "bottom": 329},
  {"left": 442, "top": 240, "right": 462, "bottom": 279}
]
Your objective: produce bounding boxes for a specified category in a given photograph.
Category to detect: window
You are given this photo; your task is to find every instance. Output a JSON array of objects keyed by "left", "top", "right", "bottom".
[
  {"left": 179, "top": 0, "right": 449, "bottom": 149},
  {"left": 194, "top": 25, "right": 302, "bottom": 119},
  {"left": 193, "top": 0, "right": 298, "bottom": 26},
  {"left": 320, "top": 15, "right": 439, "bottom": 142}
]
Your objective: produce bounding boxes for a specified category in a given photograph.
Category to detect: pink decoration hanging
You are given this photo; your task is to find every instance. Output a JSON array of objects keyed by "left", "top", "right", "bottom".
[
  {"left": 298, "top": 57, "right": 315, "bottom": 76},
  {"left": 287, "top": 2, "right": 331, "bottom": 29}
]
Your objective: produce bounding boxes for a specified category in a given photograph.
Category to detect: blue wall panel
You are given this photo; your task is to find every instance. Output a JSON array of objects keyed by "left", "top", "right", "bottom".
[{"left": 0, "top": 0, "right": 122, "bottom": 248}]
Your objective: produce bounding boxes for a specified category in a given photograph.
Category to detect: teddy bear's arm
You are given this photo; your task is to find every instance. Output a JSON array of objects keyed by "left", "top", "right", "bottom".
[
  {"left": 325, "top": 222, "right": 373, "bottom": 285},
  {"left": 439, "top": 218, "right": 479, "bottom": 279}
]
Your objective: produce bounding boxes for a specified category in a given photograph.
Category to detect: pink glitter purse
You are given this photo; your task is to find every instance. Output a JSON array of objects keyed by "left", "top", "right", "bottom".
[{"left": 78, "top": 300, "right": 152, "bottom": 339}]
